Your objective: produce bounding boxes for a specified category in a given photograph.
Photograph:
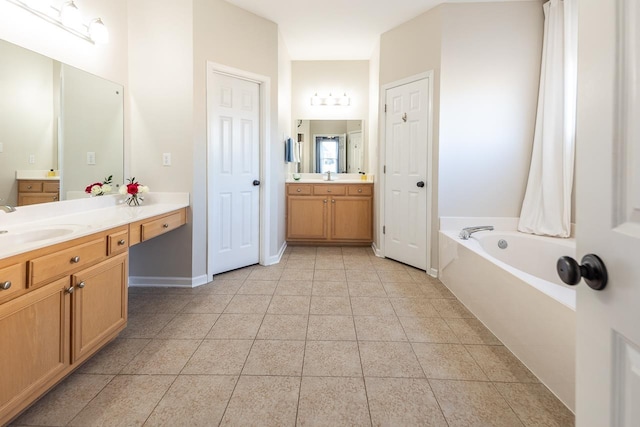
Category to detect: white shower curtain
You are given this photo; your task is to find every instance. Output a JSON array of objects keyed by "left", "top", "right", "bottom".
[{"left": 518, "top": 0, "right": 578, "bottom": 237}]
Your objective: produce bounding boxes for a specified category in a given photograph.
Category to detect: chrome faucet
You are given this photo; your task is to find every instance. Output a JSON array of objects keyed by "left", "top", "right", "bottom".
[
  {"left": 325, "top": 171, "right": 332, "bottom": 181},
  {"left": 459, "top": 225, "right": 494, "bottom": 240},
  {"left": 0, "top": 199, "right": 15, "bottom": 213}
]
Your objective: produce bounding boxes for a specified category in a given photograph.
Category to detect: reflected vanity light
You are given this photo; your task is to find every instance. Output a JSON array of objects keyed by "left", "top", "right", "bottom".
[
  {"left": 5, "top": 0, "right": 109, "bottom": 44},
  {"left": 311, "top": 92, "right": 350, "bottom": 106}
]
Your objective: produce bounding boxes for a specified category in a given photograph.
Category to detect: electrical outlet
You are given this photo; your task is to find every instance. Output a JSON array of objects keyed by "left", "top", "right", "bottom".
[
  {"left": 162, "top": 152, "right": 172, "bottom": 166},
  {"left": 87, "top": 152, "right": 96, "bottom": 165},
  {"left": 29, "top": 154, "right": 35, "bottom": 164}
]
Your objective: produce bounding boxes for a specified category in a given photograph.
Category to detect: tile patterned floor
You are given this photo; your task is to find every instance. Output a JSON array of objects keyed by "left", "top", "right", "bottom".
[{"left": 11, "top": 246, "right": 575, "bottom": 426}]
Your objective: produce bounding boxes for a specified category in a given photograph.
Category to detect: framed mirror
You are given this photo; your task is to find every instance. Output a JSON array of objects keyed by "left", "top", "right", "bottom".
[
  {"left": 295, "top": 119, "right": 365, "bottom": 174},
  {"left": 0, "top": 38, "right": 124, "bottom": 206}
]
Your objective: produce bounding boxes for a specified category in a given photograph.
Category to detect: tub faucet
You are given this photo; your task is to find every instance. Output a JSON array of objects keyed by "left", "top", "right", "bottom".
[
  {"left": 0, "top": 199, "right": 15, "bottom": 213},
  {"left": 459, "top": 225, "right": 494, "bottom": 240}
]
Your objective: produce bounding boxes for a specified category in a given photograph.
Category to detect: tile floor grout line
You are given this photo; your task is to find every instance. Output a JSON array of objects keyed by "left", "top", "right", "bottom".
[
  {"left": 61, "top": 373, "right": 118, "bottom": 427},
  {"left": 348, "top": 286, "right": 374, "bottom": 427},
  {"left": 211, "top": 272, "right": 263, "bottom": 426}
]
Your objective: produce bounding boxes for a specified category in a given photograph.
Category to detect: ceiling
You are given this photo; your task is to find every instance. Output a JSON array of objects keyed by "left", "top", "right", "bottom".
[{"left": 223, "top": 0, "right": 536, "bottom": 60}]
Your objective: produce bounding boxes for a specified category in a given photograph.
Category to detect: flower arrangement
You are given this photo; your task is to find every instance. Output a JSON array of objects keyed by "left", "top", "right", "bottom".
[
  {"left": 119, "top": 177, "right": 149, "bottom": 206},
  {"left": 85, "top": 175, "right": 113, "bottom": 196}
]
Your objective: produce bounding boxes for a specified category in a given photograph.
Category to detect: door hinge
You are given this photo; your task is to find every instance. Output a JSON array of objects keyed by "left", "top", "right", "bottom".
[
  {"left": 383, "top": 226, "right": 386, "bottom": 234},
  {"left": 384, "top": 104, "right": 387, "bottom": 113},
  {"left": 383, "top": 165, "right": 386, "bottom": 174}
]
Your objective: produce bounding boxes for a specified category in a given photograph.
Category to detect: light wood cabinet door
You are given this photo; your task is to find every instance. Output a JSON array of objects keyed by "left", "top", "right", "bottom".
[
  {"left": 0, "top": 277, "right": 70, "bottom": 422},
  {"left": 71, "top": 253, "right": 127, "bottom": 363},
  {"left": 330, "top": 196, "right": 373, "bottom": 241},
  {"left": 287, "top": 196, "right": 328, "bottom": 240}
]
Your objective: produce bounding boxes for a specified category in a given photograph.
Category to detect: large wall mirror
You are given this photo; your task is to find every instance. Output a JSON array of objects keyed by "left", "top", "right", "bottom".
[
  {"left": 0, "top": 38, "right": 124, "bottom": 206},
  {"left": 295, "top": 120, "right": 366, "bottom": 174}
]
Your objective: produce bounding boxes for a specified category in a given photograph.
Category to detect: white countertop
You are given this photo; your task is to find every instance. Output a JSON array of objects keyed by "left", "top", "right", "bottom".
[
  {"left": 16, "top": 170, "right": 60, "bottom": 181},
  {"left": 286, "top": 179, "right": 373, "bottom": 184},
  {"left": 286, "top": 173, "right": 374, "bottom": 184},
  {"left": 0, "top": 193, "right": 189, "bottom": 260}
]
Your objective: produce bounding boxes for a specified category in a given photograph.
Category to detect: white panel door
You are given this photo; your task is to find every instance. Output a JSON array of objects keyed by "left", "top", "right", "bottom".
[
  {"left": 384, "top": 79, "right": 429, "bottom": 270},
  {"left": 208, "top": 72, "right": 260, "bottom": 276},
  {"left": 574, "top": 1, "right": 640, "bottom": 425},
  {"left": 347, "top": 130, "right": 364, "bottom": 173}
]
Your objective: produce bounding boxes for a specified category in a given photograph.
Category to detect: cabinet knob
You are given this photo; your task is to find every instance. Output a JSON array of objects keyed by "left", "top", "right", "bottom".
[
  {"left": 297, "top": 188, "right": 301, "bottom": 192},
  {"left": 118, "top": 239, "right": 126, "bottom": 245},
  {"left": 1, "top": 281, "right": 11, "bottom": 290},
  {"left": 70, "top": 256, "right": 80, "bottom": 263},
  {"left": 327, "top": 189, "right": 332, "bottom": 193},
  {"left": 27, "top": 185, "right": 32, "bottom": 189},
  {"left": 358, "top": 189, "right": 362, "bottom": 193},
  {"left": 163, "top": 223, "right": 169, "bottom": 228},
  {"left": 77, "top": 281, "right": 86, "bottom": 289},
  {"left": 65, "top": 286, "right": 74, "bottom": 294},
  {"left": 323, "top": 199, "right": 327, "bottom": 204},
  {"left": 332, "top": 199, "right": 335, "bottom": 203}
]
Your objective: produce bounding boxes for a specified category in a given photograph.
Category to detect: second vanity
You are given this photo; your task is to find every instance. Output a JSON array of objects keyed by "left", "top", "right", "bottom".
[
  {"left": 286, "top": 177, "right": 373, "bottom": 244},
  {"left": 0, "top": 194, "right": 188, "bottom": 425}
]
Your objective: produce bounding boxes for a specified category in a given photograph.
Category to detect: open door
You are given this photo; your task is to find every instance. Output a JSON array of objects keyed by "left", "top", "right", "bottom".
[{"left": 570, "top": 1, "right": 640, "bottom": 425}]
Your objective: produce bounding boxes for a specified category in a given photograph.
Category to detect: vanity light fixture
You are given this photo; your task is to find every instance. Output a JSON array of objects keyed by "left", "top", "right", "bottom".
[
  {"left": 5, "top": 0, "right": 109, "bottom": 44},
  {"left": 310, "top": 92, "right": 351, "bottom": 107}
]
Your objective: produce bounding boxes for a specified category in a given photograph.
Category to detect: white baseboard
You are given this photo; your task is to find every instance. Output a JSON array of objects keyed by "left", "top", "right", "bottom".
[
  {"left": 128, "top": 274, "right": 209, "bottom": 289},
  {"left": 428, "top": 267, "right": 438, "bottom": 278},
  {"left": 371, "top": 242, "right": 383, "bottom": 257},
  {"left": 263, "top": 242, "right": 287, "bottom": 266}
]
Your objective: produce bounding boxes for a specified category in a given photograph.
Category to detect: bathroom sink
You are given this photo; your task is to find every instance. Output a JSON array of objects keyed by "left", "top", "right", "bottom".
[{"left": 0, "top": 226, "right": 78, "bottom": 245}]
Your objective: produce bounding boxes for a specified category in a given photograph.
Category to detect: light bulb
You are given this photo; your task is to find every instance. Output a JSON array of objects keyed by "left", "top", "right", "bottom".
[
  {"left": 89, "top": 18, "right": 109, "bottom": 44},
  {"left": 60, "top": 1, "right": 82, "bottom": 30}
]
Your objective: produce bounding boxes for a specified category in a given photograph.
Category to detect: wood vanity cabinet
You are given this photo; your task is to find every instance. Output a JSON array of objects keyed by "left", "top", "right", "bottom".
[
  {"left": 286, "top": 183, "right": 373, "bottom": 244},
  {"left": 0, "top": 207, "right": 187, "bottom": 425},
  {"left": 17, "top": 179, "right": 60, "bottom": 206},
  {"left": 0, "top": 227, "right": 128, "bottom": 425}
]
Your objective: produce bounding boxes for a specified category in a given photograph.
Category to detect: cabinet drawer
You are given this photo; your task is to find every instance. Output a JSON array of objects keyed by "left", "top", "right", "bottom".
[
  {"left": 347, "top": 185, "right": 372, "bottom": 196},
  {"left": 29, "top": 238, "right": 106, "bottom": 288},
  {"left": 0, "top": 263, "right": 26, "bottom": 303},
  {"left": 287, "top": 184, "right": 312, "bottom": 195},
  {"left": 107, "top": 230, "right": 129, "bottom": 256},
  {"left": 18, "top": 181, "right": 43, "bottom": 192},
  {"left": 313, "top": 185, "right": 346, "bottom": 195},
  {"left": 43, "top": 182, "right": 60, "bottom": 193},
  {"left": 141, "top": 211, "right": 184, "bottom": 241}
]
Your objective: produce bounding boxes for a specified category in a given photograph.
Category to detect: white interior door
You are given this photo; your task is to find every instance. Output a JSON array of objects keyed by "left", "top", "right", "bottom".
[
  {"left": 347, "top": 130, "right": 363, "bottom": 173},
  {"left": 207, "top": 72, "right": 260, "bottom": 276},
  {"left": 384, "top": 78, "right": 429, "bottom": 270},
  {"left": 573, "top": 0, "right": 640, "bottom": 425}
]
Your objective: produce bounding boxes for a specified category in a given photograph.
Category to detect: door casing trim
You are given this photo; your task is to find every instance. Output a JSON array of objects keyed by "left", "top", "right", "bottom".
[
  {"left": 378, "top": 71, "right": 435, "bottom": 276},
  {"left": 206, "top": 61, "right": 271, "bottom": 280}
]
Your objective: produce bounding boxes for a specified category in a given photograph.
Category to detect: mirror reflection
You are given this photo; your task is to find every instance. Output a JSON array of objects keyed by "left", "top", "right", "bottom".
[
  {"left": 295, "top": 120, "right": 365, "bottom": 174},
  {"left": 0, "top": 39, "right": 124, "bottom": 206}
]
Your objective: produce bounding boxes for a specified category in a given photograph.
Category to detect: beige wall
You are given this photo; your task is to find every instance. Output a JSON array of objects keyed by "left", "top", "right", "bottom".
[
  {"left": 378, "top": 2, "right": 543, "bottom": 272},
  {"left": 128, "top": 0, "right": 285, "bottom": 280},
  {"left": 438, "top": 1, "right": 543, "bottom": 218},
  {"left": 379, "top": 6, "right": 442, "bottom": 269},
  {"left": 127, "top": 0, "right": 194, "bottom": 279},
  {"left": 292, "top": 61, "right": 369, "bottom": 121},
  {"left": 193, "top": 0, "right": 283, "bottom": 263}
]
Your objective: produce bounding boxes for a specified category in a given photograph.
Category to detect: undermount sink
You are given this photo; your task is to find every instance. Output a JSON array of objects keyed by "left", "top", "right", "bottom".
[{"left": 0, "top": 226, "right": 78, "bottom": 245}]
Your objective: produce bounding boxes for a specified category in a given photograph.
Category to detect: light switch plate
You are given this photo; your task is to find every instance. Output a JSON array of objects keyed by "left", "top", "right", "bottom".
[
  {"left": 162, "top": 152, "right": 171, "bottom": 166},
  {"left": 29, "top": 154, "right": 35, "bottom": 164},
  {"left": 87, "top": 152, "right": 96, "bottom": 165}
]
